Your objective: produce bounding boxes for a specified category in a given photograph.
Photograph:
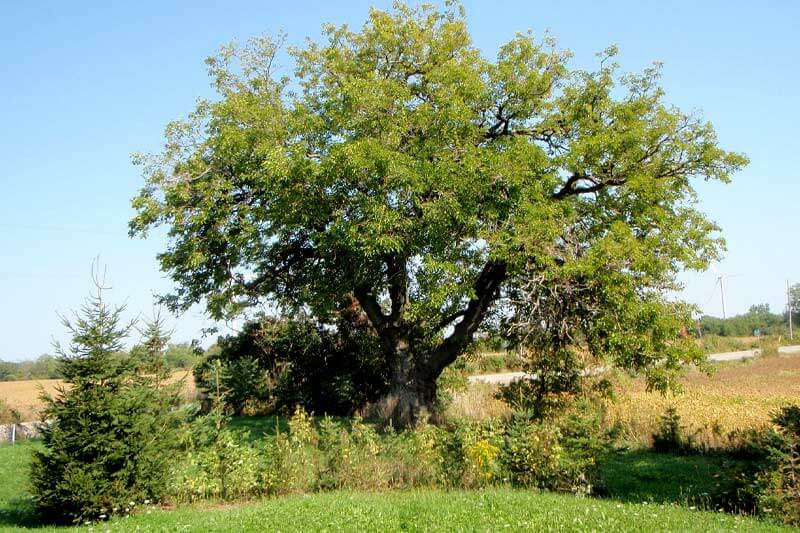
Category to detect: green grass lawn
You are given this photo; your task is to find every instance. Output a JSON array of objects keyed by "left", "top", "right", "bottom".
[
  {"left": 2, "top": 488, "right": 791, "bottom": 532},
  {"left": 0, "top": 440, "right": 790, "bottom": 532},
  {"left": 596, "top": 449, "right": 743, "bottom": 507},
  {"left": 0, "top": 441, "right": 40, "bottom": 529}
]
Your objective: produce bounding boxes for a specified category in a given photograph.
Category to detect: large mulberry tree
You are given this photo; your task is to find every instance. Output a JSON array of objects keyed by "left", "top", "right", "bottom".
[{"left": 131, "top": 3, "right": 746, "bottom": 425}]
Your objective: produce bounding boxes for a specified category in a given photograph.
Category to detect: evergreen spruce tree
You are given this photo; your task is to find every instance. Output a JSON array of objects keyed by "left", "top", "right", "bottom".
[{"left": 30, "top": 275, "right": 182, "bottom": 524}]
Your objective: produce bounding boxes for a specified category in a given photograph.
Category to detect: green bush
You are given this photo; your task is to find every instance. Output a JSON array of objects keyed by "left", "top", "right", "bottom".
[
  {"left": 195, "top": 316, "right": 389, "bottom": 416},
  {"left": 29, "top": 287, "right": 182, "bottom": 525},
  {"left": 501, "top": 401, "right": 610, "bottom": 495},
  {"left": 501, "top": 420, "right": 568, "bottom": 489},
  {"left": 652, "top": 407, "right": 698, "bottom": 455},
  {"left": 751, "top": 406, "right": 800, "bottom": 525},
  {"left": 173, "top": 427, "right": 262, "bottom": 502},
  {"left": 169, "top": 403, "right": 610, "bottom": 501},
  {"left": 496, "top": 348, "right": 584, "bottom": 421},
  {"left": 478, "top": 355, "right": 505, "bottom": 373},
  {"left": 723, "top": 405, "right": 800, "bottom": 524},
  {"left": 487, "top": 344, "right": 613, "bottom": 494},
  {"left": 436, "top": 419, "right": 505, "bottom": 488}
]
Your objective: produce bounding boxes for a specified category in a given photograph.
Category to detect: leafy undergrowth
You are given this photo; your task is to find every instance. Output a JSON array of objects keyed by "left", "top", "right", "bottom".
[{"left": 0, "top": 441, "right": 790, "bottom": 532}]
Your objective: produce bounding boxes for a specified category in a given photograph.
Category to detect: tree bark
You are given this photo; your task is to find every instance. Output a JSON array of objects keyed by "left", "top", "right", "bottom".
[
  {"left": 379, "top": 335, "right": 438, "bottom": 427},
  {"left": 358, "top": 259, "right": 508, "bottom": 428}
]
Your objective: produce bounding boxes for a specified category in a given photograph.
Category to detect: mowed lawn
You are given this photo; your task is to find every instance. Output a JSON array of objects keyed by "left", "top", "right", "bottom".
[{"left": 0, "top": 441, "right": 791, "bottom": 532}]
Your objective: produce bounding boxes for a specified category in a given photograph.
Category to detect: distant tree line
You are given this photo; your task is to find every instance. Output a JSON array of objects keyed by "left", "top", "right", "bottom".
[
  {"left": 0, "top": 342, "right": 202, "bottom": 381},
  {"left": 700, "top": 303, "right": 791, "bottom": 337}
]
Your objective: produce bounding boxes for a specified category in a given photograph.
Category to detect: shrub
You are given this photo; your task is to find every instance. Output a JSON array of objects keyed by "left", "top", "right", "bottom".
[
  {"left": 501, "top": 420, "right": 566, "bottom": 489},
  {"left": 195, "top": 316, "right": 389, "bottom": 416},
  {"left": 495, "top": 347, "right": 585, "bottom": 421},
  {"left": 652, "top": 406, "right": 698, "bottom": 454},
  {"left": 172, "top": 378, "right": 265, "bottom": 502},
  {"left": 29, "top": 284, "right": 182, "bottom": 525},
  {"left": 490, "top": 343, "right": 613, "bottom": 495},
  {"left": 723, "top": 405, "right": 800, "bottom": 524},
  {"left": 753, "top": 406, "right": 800, "bottom": 525},
  {"left": 169, "top": 405, "right": 610, "bottom": 501},
  {"left": 478, "top": 355, "right": 505, "bottom": 374},
  {"left": 500, "top": 405, "right": 609, "bottom": 496},
  {"left": 173, "top": 426, "right": 262, "bottom": 501},
  {"left": 435, "top": 419, "right": 504, "bottom": 488},
  {"left": 558, "top": 399, "right": 616, "bottom": 474}
]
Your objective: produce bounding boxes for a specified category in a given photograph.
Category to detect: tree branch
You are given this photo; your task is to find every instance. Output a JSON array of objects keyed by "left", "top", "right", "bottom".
[
  {"left": 424, "top": 260, "right": 508, "bottom": 376},
  {"left": 245, "top": 243, "right": 316, "bottom": 293},
  {"left": 433, "top": 309, "right": 467, "bottom": 332},
  {"left": 552, "top": 172, "right": 626, "bottom": 199},
  {"left": 353, "top": 285, "right": 387, "bottom": 333},
  {"left": 385, "top": 255, "right": 409, "bottom": 327}
]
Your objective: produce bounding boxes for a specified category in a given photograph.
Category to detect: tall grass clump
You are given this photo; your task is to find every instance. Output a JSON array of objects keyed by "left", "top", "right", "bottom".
[{"left": 0, "top": 398, "right": 21, "bottom": 425}]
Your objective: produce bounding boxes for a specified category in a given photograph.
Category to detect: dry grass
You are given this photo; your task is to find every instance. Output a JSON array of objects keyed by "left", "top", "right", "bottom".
[
  {"left": 445, "top": 382, "right": 510, "bottom": 421},
  {"left": 0, "top": 370, "right": 197, "bottom": 422},
  {"left": 607, "top": 353, "right": 800, "bottom": 448}
]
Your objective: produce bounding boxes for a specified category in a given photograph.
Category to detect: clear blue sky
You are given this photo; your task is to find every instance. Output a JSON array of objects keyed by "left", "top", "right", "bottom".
[{"left": 2, "top": 1, "right": 798, "bottom": 360}]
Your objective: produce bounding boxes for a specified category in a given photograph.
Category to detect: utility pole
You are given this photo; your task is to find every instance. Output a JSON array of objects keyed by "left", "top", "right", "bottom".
[{"left": 789, "top": 280, "right": 794, "bottom": 341}]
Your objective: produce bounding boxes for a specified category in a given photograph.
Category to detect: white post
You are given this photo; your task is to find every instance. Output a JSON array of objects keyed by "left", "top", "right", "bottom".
[{"left": 788, "top": 280, "right": 793, "bottom": 340}]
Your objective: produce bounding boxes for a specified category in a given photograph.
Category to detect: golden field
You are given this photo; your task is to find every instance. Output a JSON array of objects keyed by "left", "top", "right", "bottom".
[
  {"left": 447, "top": 352, "right": 800, "bottom": 449},
  {"left": 607, "top": 353, "right": 800, "bottom": 448},
  {"left": 0, "top": 370, "right": 196, "bottom": 422}
]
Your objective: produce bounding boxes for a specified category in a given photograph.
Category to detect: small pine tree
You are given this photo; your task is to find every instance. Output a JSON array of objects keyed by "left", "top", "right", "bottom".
[{"left": 30, "top": 275, "right": 182, "bottom": 524}]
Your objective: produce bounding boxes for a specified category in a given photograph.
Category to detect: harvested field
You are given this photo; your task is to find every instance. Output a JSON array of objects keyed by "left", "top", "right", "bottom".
[
  {"left": 446, "top": 352, "right": 800, "bottom": 449},
  {"left": 0, "top": 370, "right": 196, "bottom": 421},
  {"left": 607, "top": 353, "right": 800, "bottom": 448}
]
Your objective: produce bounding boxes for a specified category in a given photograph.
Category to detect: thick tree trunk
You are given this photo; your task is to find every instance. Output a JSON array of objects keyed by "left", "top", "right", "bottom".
[
  {"left": 355, "top": 260, "right": 508, "bottom": 428},
  {"left": 376, "top": 337, "right": 438, "bottom": 427}
]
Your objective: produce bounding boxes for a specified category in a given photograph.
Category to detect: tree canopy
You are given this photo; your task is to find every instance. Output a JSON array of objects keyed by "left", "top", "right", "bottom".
[{"left": 131, "top": 2, "right": 747, "bottom": 424}]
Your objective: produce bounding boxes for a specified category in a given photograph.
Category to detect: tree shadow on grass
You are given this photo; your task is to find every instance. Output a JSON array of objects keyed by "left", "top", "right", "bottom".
[
  {"left": 594, "top": 448, "right": 742, "bottom": 508},
  {"left": 0, "top": 497, "right": 46, "bottom": 529}
]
